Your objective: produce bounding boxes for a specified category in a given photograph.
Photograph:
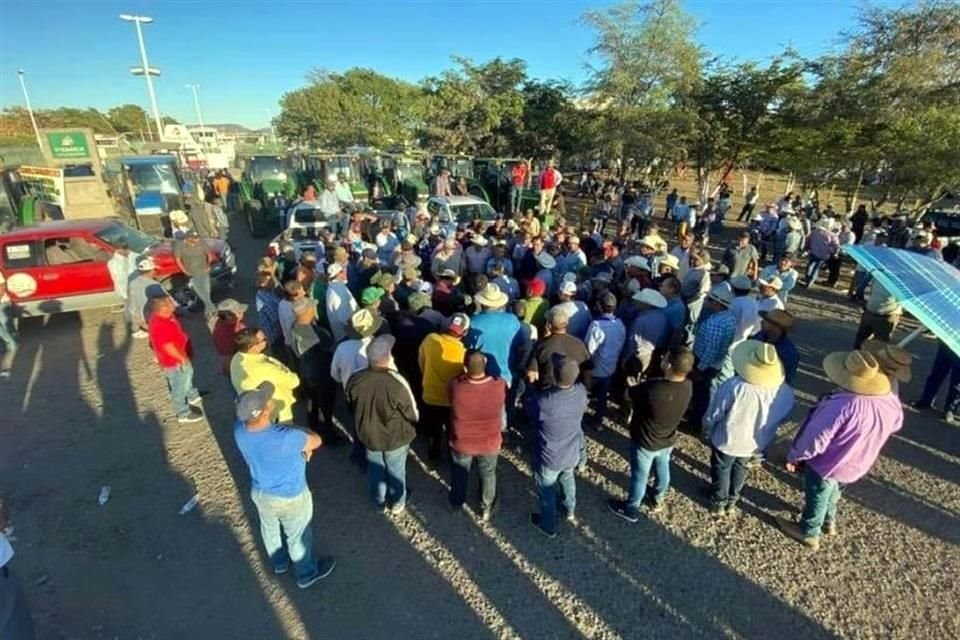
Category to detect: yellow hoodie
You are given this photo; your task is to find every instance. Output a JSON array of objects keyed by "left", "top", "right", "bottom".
[{"left": 230, "top": 352, "right": 300, "bottom": 421}]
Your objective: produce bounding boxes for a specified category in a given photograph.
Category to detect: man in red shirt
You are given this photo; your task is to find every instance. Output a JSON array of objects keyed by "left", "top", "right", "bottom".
[
  {"left": 148, "top": 296, "right": 205, "bottom": 423},
  {"left": 448, "top": 350, "right": 507, "bottom": 521},
  {"left": 538, "top": 159, "right": 562, "bottom": 220},
  {"left": 510, "top": 161, "right": 529, "bottom": 216}
]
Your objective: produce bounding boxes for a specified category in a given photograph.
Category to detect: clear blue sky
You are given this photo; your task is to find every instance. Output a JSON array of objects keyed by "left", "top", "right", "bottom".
[{"left": 0, "top": 0, "right": 902, "bottom": 129}]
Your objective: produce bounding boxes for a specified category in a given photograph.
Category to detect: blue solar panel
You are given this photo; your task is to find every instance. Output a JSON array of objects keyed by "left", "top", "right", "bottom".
[{"left": 845, "top": 246, "right": 960, "bottom": 355}]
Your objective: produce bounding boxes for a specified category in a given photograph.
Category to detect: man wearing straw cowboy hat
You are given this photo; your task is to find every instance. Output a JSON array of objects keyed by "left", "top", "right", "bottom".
[
  {"left": 468, "top": 284, "right": 522, "bottom": 392},
  {"left": 862, "top": 339, "right": 913, "bottom": 396},
  {"left": 703, "top": 341, "right": 795, "bottom": 518},
  {"left": 777, "top": 350, "right": 904, "bottom": 550}
]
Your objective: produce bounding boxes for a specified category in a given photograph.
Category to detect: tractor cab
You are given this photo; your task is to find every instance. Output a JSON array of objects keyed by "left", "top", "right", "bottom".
[
  {"left": 371, "top": 153, "right": 427, "bottom": 209},
  {"left": 237, "top": 154, "right": 297, "bottom": 238},
  {"left": 120, "top": 155, "right": 189, "bottom": 236},
  {"left": 302, "top": 154, "right": 368, "bottom": 203},
  {"left": 474, "top": 157, "right": 538, "bottom": 214}
]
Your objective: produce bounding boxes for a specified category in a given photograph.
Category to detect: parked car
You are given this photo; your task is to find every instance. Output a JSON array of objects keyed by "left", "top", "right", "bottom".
[
  {"left": 426, "top": 195, "right": 498, "bottom": 237},
  {"left": 0, "top": 218, "right": 235, "bottom": 315}
]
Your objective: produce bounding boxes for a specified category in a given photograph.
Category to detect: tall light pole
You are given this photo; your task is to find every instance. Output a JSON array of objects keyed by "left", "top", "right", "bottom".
[
  {"left": 185, "top": 83, "right": 206, "bottom": 148},
  {"left": 16, "top": 70, "right": 43, "bottom": 150},
  {"left": 120, "top": 14, "right": 163, "bottom": 141}
]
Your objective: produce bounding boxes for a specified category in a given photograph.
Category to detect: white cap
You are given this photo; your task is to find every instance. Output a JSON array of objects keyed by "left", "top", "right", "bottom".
[
  {"left": 327, "top": 263, "right": 344, "bottom": 278},
  {"left": 137, "top": 257, "right": 156, "bottom": 271},
  {"left": 559, "top": 281, "right": 577, "bottom": 296}
]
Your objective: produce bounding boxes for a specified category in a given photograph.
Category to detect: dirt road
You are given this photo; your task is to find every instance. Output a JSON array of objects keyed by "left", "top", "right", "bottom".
[{"left": 1, "top": 215, "right": 957, "bottom": 639}]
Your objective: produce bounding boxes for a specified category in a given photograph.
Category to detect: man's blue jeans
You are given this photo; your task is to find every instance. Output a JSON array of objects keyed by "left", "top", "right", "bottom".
[
  {"left": 162, "top": 362, "right": 200, "bottom": 418},
  {"left": 627, "top": 444, "right": 674, "bottom": 508},
  {"left": 366, "top": 445, "right": 409, "bottom": 508},
  {"left": 0, "top": 302, "right": 17, "bottom": 372},
  {"left": 709, "top": 447, "right": 749, "bottom": 508},
  {"left": 799, "top": 467, "right": 841, "bottom": 538},
  {"left": 510, "top": 185, "right": 523, "bottom": 214},
  {"left": 190, "top": 272, "right": 215, "bottom": 312},
  {"left": 535, "top": 465, "right": 576, "bottom": 534},
  {"left": 919, "top": 340, "right": 960, "bottom": 414},
  {"left": 449, "top": 450, "right": 498, "bottom": 510},
  {"left": 250, "top": 488, "right": 317, "bottom": 582},
  {"left": 805, "top": 256, "right": 826, "bottom": 285},
  {"left": 592, "top": 376, "right": 612, "bottom": 424}
]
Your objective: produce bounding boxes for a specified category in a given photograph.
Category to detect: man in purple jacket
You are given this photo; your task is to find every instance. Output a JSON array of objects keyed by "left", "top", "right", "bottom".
[{"left": 777, "top": 349, "right": 904, "bottom": 550}]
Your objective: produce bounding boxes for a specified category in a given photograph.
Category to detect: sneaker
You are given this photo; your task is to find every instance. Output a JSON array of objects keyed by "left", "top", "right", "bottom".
[
  {"left": 296, "top": 557, "right": 336, "bottom": 589},
  {"left": 132, "top": 329, "right": 149, "bottom": 339},
  {"left": 945, "top": 411, "right": 959, "bottom": 427},
  {"left": 188, "top": 390, "right": 211, "bottom": 407},
  {"left": 0, "top": 370, "right": 9, "bottom": 380},
  {"left": 565, "top": 511, "right": 578, "bottom": 526},
  {"left": 709, "top": 504, "right": 729, "bottom": 519},
  {"left": 272, "top": 561, "right": 290, "bottom": 575},
  {"left": 390, "top": 502, "right": 407, "bottom": 516},
  {"left": 177, "top": 407, "right": 205, "bottom": 424},
  {"left": 608, "top": 499, "right": 640, "bottom": 524},
  {"left": 529, "top": 514, "right": 557, "bottom": 539},
  {"left": 646, "top": 499, "right": 665, "bottom": 515},
  {"left": 776, "top": 516, "right": 821, "bottom": 550},
  {"left": 823, "top": 521, "right": 838, "bottom": 537}
]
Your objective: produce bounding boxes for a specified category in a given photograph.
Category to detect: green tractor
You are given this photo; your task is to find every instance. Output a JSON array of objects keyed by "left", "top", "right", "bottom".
[
  {"left": 364, "top": 152, "right": 428, "bottom": 209},
  {"left": 299, "top": 153, "right": 368, "bottom": 203},
  {"left": 428, "top": 154, "right": 488, "bottom": 200},
  {"left": 237, "top": 155, "right": 297, "bottom": 238},
  {"left": 473, "top": 157, "right": 539, "bottom": 215}
]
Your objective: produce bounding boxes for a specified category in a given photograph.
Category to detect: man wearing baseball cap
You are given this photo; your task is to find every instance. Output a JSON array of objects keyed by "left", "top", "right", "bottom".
[
  {"left": 690, "top": 285, "right": 737, "bottom": 427},
  {"left": 147, "top": 295, "right": 205, "bottom": 424},
  {"left": 231, "top": 326, "right": 301, "bottom": 422},
  {"left": 126, "top": 257, "right": 167, "bottom": 339},
  {"left": 418, "top": 313, "right": 471, "bottom": 460},
  {"left": 234, "top": 382, "right": 335, "bottom": 588},
  {"left": 585, "top": 292, "right": 626, "bottom": 429},
  {"left": 173, "top": 230, "right": 215, "bottom": 317},
  {"left": 212, "top": 299, "right": 247, "bottom": 376},
  {"left": 325, "top": 261, "right": 357, "bottom": 344},
  {"left": 551, "top": 280, "right": 591, "bottom": 340}
]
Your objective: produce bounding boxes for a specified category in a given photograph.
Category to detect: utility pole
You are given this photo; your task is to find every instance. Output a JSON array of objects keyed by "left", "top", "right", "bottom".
[
  {"left": 16, "top": 69, "right": 43, "bottom": 150},
  {"left": 120, "top": 14, "right": 164, "bottom": 140}
]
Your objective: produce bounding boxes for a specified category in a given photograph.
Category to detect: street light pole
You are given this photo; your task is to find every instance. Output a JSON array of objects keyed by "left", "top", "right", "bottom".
[
  {"left": 17, "top": 70, "right": 43, "bottom": 150},
  {"left": 120, "top": 14, "right": 163, "bottom": 140},
  {"left": 186, "top": 83, "right": 206, "bottom": 148},
  {"left": 264, "top": 108, "right": 277, "bottom": 147}
]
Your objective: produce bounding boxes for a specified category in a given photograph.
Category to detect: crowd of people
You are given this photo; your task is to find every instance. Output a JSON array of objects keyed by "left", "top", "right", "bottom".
[{"left": 129, "top": 175, "right": 960, "bottom": 590}]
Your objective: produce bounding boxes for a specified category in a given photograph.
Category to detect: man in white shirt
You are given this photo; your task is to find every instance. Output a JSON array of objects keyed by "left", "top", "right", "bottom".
[
  {"left": 106, "top": 241, "right": 139, "bottom": 303},
  {"left": 335, "top": 172, "right": 354, "bottom": 203},
  {"left": 759, "top": 256, "right": 798, "bottom": 305},
  {"left": 670, "top": 232, "right": 695, "bottom": 280},
  {"left": 756, "top": 276, "right": 785, "bottom": 315},
  {"left": 325, "top": 263, "right": 358, "bottom": 344},
  {"left": 318, "top": 178, "right": 341, "bottom": 219},
  {"left": 728, "top": 276, "right": 760, "bottom": 344}
]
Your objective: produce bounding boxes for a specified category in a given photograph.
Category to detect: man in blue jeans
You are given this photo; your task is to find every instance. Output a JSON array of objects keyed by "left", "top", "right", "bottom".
[
  {"left": 146, "top": 296, "right": 205, "bottom": 424},
  {"left": 531, "top": 356, "right": 589, "bottom": 538},
  {"left": 584, "top": 292, "right": 626, "bottom": 431},
  {"left": 346, "top": 335, "right": 419, "bottom": 515},
  {"left": 913, "top": 339, "right": 960, "bottom": 425},
  {"left": 778, "top": 349, "right": 904, "bottom": 550},
  {"left": 234, "top": 382, "right": 336, "bottom": 589},
  {"left": 608, "top": 347, "right": 693, "bottom": 522}
]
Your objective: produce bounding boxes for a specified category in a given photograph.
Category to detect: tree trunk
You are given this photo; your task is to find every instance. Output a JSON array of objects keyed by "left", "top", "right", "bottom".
[
  {"left": 784, "top": 172, "right": 796, "bottom": 196},
  {"left": 848, "top": 169, "right": 865, "bottom": 214}
]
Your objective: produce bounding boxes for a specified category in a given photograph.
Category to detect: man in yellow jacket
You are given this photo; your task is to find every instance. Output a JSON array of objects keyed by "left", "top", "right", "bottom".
[
  {"left": 418, "top": 313, "right": 470, "bottom": 460},
  {"left": 230, "top": 327, "right": 300, "bottom": 422}
]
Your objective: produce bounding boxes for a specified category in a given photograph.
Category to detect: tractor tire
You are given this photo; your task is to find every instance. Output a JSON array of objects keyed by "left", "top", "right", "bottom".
[{"left": 245, "top": 201, "right": 267, "bottom": 238}]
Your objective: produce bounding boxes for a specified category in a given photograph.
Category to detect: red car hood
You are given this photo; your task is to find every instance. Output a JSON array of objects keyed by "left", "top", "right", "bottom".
[{"left": 145, "top": 239, "right": 228, "bottom": 277}]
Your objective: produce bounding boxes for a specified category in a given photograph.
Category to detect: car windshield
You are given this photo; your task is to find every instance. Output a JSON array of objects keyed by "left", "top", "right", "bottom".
[
  {"left": 94, "top": 222, "right": 158, "bottom": 253},
  {"left": 249, "top": 157, "right": 286, "bottom": 182},
  {"left": 293, "top": 205, "right": 337, "bottom": 225},
  {"left": 453, "top": 159, "right": 474, "bottom": 179},
  {"left": 124, "top": 162, "right": 180, "bottom": 195},
  {"left": 453, "top": 202, "right": 497, "bottom": 223}
]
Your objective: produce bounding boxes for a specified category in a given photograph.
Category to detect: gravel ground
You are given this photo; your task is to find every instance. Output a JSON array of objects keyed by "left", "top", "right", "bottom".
[{"left": 1, "top": 214, "right": 958, "bottom": 640}]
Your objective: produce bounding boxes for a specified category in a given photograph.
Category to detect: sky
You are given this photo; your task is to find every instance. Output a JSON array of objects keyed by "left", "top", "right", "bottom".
[{"left": 0, "top": 0, "right": 904, "bottom": 130}]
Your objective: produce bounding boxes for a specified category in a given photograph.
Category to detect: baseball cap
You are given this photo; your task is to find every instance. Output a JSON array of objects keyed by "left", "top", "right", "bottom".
[
  {"left": 216, "top": 298, "right": 248, "bottom": 315},
  {"left": 291, "top": 297, "right": 314, "bottom": 315},
  {"left": 236, "top": 382, "right": 275, "bottom": 421},
  {"left": 327, "top": 263, "right": 344, "bottom": 278},
  {"left": 559, "top": 281, "right": 577, "bottom": 296},
  {"left": 600, "top": 291, "right": 618, "bottom": 311},
  {"left": 361, "top": 286, "right": 385, "bottom": 306},
  {"left": 408, "top": 292, "right": 432, "bottom": 313},
  {"left": 137, "top": 257, "right": 156, "bottom": 271},
  {"left": 447, "top": 313, "right": 471, "bottom": 337}
]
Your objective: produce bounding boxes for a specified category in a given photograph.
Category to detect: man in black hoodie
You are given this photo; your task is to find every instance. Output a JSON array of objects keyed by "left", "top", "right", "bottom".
[{"left": 346, "top": 335, "right": 419, "bottom": 515}]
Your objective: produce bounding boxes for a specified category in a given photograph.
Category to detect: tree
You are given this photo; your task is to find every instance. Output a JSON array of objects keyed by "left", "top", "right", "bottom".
[
  {"left": 581, "top": 0, "right": 702, "bottom": 178},
  {"left": 108, "top": 104, "right": 150, "bottom": 134},
  {"left": 420, "top": 57, "right": 528, "bottom": 155},
  {"left": 276, "top": 68, "right": 425, "bottom": 148},
  {"left": 516, "top": 80, "right": 582, "bottom": 158}
]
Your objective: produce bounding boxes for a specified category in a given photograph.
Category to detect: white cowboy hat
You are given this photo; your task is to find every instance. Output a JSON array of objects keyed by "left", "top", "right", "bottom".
[
  {"left": 631, "top": 288, "right": 667, "bottom": 309},
  {"left": 658, "top": 254, "right": 680, "bottom": 271},
  {"left": 475, "top": 283, "right": 509, "bottom": 308},
  {"left": 822, "top": 350, "right": 892, "bottom": 396},
  {"left": 732, "top": 340, "right": 785, "bottom": 388}
]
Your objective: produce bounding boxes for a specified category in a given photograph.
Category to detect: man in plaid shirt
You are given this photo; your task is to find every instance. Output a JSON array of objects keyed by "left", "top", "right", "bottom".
[
  {"left": 690, "top": 285, "right": 737, "bottom": 428},
  {"left": 255, "top": 272, "right": 283, "bottom": 356}
]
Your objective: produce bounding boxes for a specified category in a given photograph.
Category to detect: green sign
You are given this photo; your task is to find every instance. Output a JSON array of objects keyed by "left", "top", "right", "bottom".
[{"left": 47, "top": 131, "right": 91, "bottom": 160}]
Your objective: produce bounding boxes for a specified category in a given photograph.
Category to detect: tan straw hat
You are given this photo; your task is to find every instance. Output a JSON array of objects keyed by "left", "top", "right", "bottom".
[
  {"left": 861, "top": 340, "right": 913, "bottom": 383},
  {"left": 474, "top": 283, "right": 509, "bottom": 308},
  {"left": 732, "top": 340, "right": 785, "bottom": 387},
  {"left": 822, "top": 350, "right": 892, "bottom": 396}
]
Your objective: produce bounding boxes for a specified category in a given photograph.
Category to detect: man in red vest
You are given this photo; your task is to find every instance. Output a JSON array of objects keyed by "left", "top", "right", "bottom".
[
  {"left": 538, "top": 160, "right": 563, "bottom": 219},
  {"left": 510, "top": 161, "right": 529, "bottom": 216}
]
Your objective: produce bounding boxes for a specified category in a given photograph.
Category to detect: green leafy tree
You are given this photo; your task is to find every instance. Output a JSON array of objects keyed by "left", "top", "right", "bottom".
[{"left": 107, "top": 104, "right": 150, "bottom": 133}]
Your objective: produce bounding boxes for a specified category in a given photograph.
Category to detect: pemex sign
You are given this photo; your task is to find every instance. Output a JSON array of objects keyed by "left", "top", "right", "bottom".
[{"left": 46, "top": 131, "right": 91, "bottom": 160}]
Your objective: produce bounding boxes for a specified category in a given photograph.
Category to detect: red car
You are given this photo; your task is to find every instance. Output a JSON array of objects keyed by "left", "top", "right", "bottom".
[{"left": 0, "top": 218, "right": 236, "bottom": 315}]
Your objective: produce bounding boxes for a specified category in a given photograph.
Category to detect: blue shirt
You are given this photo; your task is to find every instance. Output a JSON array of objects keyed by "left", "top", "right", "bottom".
[
  {"left": 585, "top": 315, "right": 626, "bottom": 379},
  {"left": 626, "top": 308, "right": 669, "bottom": 363},
  {"left": 255, "top": 289, "right": 282, "bottom": 346},
  {"left": 537, "top": 384, "right": 589, "bottom": 471},
  {"left": 467, "top": 310, "right": 522, "bottom": 384},
  {"left": 693, "top": 309, "right": 737, "bottom": 371},
  {"left": 234, "top": 422, "right": 308, "bottom": 498},
  {"left": 664, "top": 297, "right": 686, "bottom": 332},
  {"left": 752, "top": 330, "right": 799, "bottom": 386}
]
